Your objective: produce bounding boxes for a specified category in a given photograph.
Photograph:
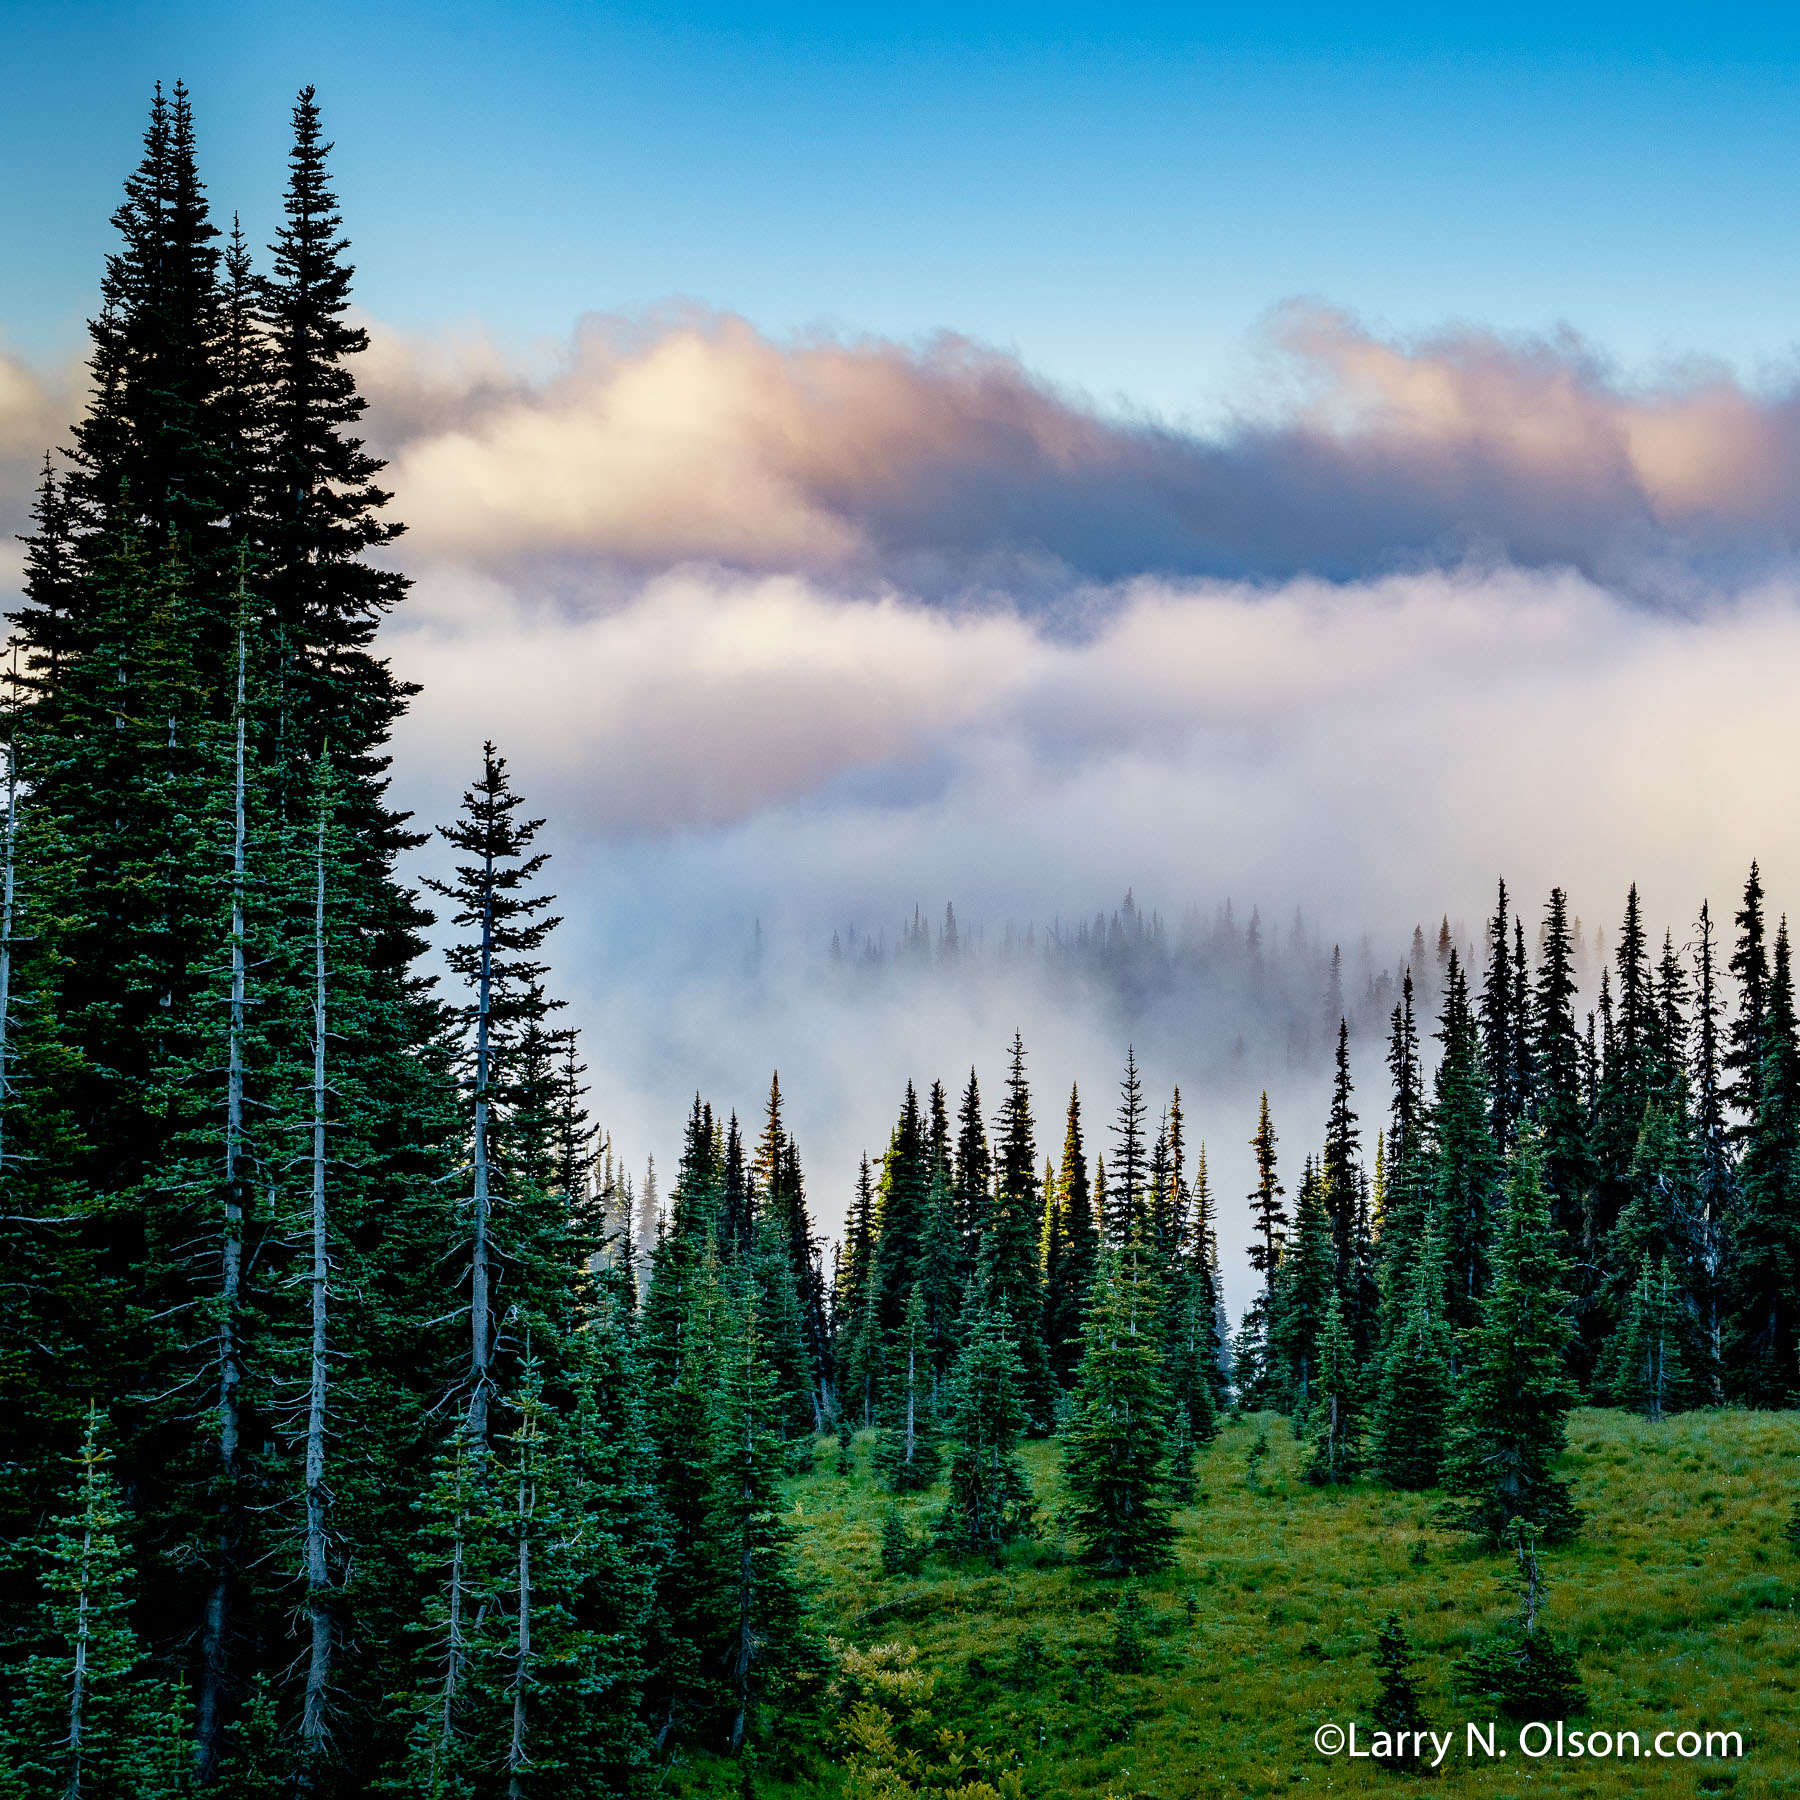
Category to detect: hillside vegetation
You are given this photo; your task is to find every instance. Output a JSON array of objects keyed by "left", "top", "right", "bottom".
[{"left": 674, "top": 1409, "right": 1799, "bottom": 1800}]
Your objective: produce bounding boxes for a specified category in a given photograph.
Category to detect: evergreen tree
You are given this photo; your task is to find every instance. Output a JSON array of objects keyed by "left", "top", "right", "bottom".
[
  {"left": 745, "top": 1214, "right": 817, "bottom": 1441},
  {"left": 1727, "top": 916, "right": 1800, "bottom": 1403},
  {"left": 1430, "top": 951, "right": 1500, "bottom": 1331},
  {"left": 1609, "top": 1255, "right": 1692, "bottom": 1420},
  {"left": 1247, "top": 1090, "right": 1287, "bottom": 1273},
  {"left": 640, "top": 1236, "right": 728, "bottom": 1745},
  {"left": 1726, "top": 862, "right": 1770, "bottom": 1136},
  {"left": 1440, "top": 1140, "right": 1581, "bottom": 1542},
  {"left": 541, "top": 1286, "right": 665, "bottom": 1793},
  {"left": 1063, "top": 1244, "right": 1176, "bottom": 1572},
  {"left": 704, "top": 1296, "right": 822, "bottom": 1753},
  {"left": 1530, "top": 887, "right": 1589, "bottom": 1243},
  {"left": 1191, "top": 1143, "right": 1232, "bottom": 1406},
  {"left": 1304, "top": 1289, "right": 1362, "bottom": 1484},
  {"left": 263, "top": 86, "right": 413, "bottom": 816},
  {"left": 1111, "top": 1048, "right": 1147, "bottom": 1246},
  {"left": 754, "top": 1073, "right": 831, "bottom": 1423},
  {"left": 1371, "top": 1219, "right": 1453, "bottom": 1489},
  {"left": 1038, "top": 1161, "right": 1075, "bottom": 1391},
  {"left": 1690, "top": 901, "right": 1732, "bottom": 1392},
  {"left": 67, "top": 83, "right": 229, "bottom": 576},
  {"left": 3, "top": 1409, "right": 174, "bottom": 1800},
  {"left": 833, "top": 1156, "right": 879, "bottom": 1426},
  {"left": 953, "top": 1070, "right": 989, "bottom": 1286},
  {"left": 1369, "top": 1616, "right": 1430, "bottom": 1770},
  {"left": 1237, "top": 1092, "right": 1286, "bottom": 1405},
  {"left": 719, "top": 1112, "right": 750, "bottom": 1261},
  {"left": 981, "top": 1033, "right": 1054, "bottom": 1427},
  {"left": 388, "top": 1415, "right": 502, "bottom": 1799},
  {"left": 1479, "top": 878, "right": 1521, "bottom": 1154},
  {"left": 1650, "top": 928, "right": 1691, "bottom": 1099},
  {"left": 1321, "top": 1020, "right": 1360, "bottom": 1281},
  {"left": 935, "top": 1298, "right": 1036, "bottom": 1562},
  {"left": 1265, "top": 1158, "right": 1334, "bottom": 1417},
  {"left": 12, "top": 455, "right": 82, "bottom": 682},
  {"left": 915, "top": 1150, "right": 961, "bottom": 1413},
  {"left": 425, "top": 744, "right": 563, "bottom": 1452},
  {"left": 874, "top": 1284, "right": 940, "bottom": 1492},
  {"left": 876, "top": 1077, "right": 935, "bottom": 1350},
  {"left": 1379, "top": 973, "right": 1430, "bottom": 1316},
  {"left": 1600, "top": 1101, "right": 1708, "bottom": 1400},
  {"left": 1454, "top": 1519, "right": 1587, "bottom": 1720}
]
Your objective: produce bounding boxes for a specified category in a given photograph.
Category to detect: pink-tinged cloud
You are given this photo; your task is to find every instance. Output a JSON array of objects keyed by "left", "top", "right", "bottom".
[
  {"left": 6, "top": 308, "right": 1800, "bottom": 599},
  {"left": 0, "top": 344, "right": 80, "bottom": 589},
  {"left": 359, "top": 304, "right": 1800, "bottom": 597}
]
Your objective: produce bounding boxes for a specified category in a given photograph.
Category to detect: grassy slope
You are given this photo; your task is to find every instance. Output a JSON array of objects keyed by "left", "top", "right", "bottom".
[{"left": 677, "top": 1408, "right": 1800, "bottom": 1800}]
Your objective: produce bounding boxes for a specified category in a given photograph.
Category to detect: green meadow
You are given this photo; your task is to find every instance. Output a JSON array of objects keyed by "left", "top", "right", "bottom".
[{"left": 678, "top": 1409, "right": 1800, "bottom": 1800}]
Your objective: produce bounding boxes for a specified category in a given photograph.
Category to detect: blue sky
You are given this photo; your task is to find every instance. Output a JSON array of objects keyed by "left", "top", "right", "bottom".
[{"left": 6, "top": 3, "right": 1800, "bottom": 417}]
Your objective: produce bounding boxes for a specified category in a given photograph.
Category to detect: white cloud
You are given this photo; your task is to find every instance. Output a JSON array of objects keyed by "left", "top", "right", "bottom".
[
  {"left": 388, "top": 560, "right": 1800, "bottom": 1311},
  {"left": 361, "top": 306, "right": 1800, "bottom": 597}
]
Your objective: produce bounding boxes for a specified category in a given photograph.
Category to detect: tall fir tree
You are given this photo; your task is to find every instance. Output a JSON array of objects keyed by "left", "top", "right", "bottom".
[
  {"left": 1379, "top": 972, "right": 1431, "bottom": 1319},
  {"left": 704, "top": 1296, "right": 822, "bottom": 1754},
  {"left": 1110, "top": 1047, "right": 1147, "bottom": 1247},
  {"left": 1303, "top": 1289, "right": 1362, "bottom": 1485},
  {"left": 1690, "top": 901, "right": 1732, "bottom": 1392},
  {"left": 953, "top": 1069, "right": 990, "bottom": 1288},
  {"left": 1063, "top": 1244, "right": 1176, "bottom": 1572},
  {"left": 1265, "top": 1158, "right": 1334, "bottom": 1418},
  {"left": 1041, "top": 1084, "right": 1099, "bottom": 1389},
  {"left": 1430, "top": 951, "right": 1500, "bottom": 1332},
  {"left": 1371, "top": 1218, "right": 1454, "bottom": 1489},
  {"left": 424, "top": 744, "right": 564, "bottom": 1453},
  {"left": 1727, "top": 917, "right": 1800, "bottom": 1403},
  {"left": 1530, "top": 887, "right": 1590, "bottom": 1243},
  {"left": 935, "top": 1297, "right": 1036, "bottom": 1563},
  {"left": 874, "top": 1284, "right": 940, "bottom": 1492},
  {"left": 1321, "top": 1020, "right": 1360, "bottom": 1283},
  {"left": 1479, "top": 878, "right": 1522, "bottom": 1154},
  {"left": 980, "top": 1034, "right": 1055, "bottom": 1429},
  {"left": 1439, "top": 1140, "right": 1581, "bottom": 1543},
  {"left": 1726, "top": 862, "right": 1770, "bottom": 1138},
  {"left": 3, "top": 1409, "right": 177, "bottom": 1800},
  {"left": 1235, "top": 1094, "right": 1287, "bottom": 1408}
]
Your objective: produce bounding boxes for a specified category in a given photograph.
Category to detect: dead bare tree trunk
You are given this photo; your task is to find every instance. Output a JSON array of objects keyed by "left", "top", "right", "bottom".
[
  {"left": 505, "top": 1421, "right": 535, "bottom": 1800},
  {"left": 0, "top": 727, "right": 18, "bottom": 1178},
  {"left": 300, "top": 798, "right": 332, "bottom": 1764},
  {"left": 470, "top": 869, "right": 495, "bottom": 1447},
  {"left": 441, "top": 843, "right": 499, "bottom": 1758},
  {"left": 435, "top": 1444, "right": 471, "bottom": 1771},
  {"left": 197, "top": 620, "right": 249, "bottom": 1784}
]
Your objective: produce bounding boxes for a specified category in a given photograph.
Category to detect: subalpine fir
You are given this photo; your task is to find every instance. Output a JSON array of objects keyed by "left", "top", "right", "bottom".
[
  {"left": 1265, "top": 1157, "right": 1333, "bottom": 1419},
  {"left": 704, "top": 1296, "right": 823, "bottom": 1753},
  {"left": 1727, "top": 916, "right": 1800, "bottom": 1403},
  {"left": 980, "top": 1033, "right": 1056, "bottom": 1429},
  {"left": 1041, "top": 1083, "right": 1100, "bottom": 1389},
  {"left": 1303, "top": 1289, "right": 1362, "bottom": 1485},
  {"left": 1431, "top": 951, "right": 1500, "bottom": 1332},
  {"left": 1371, "top": 1218, "right": 1454, "bottom": 1489},
  {"left": 874, "top": 1283, "right": 940, "bottom": 1491},
  {"left": 935, "top": 1293, "right": 1036, "bottom": 1562},
  {"left": 1063, "top": 1239, "right": 1176, "bottom": 1573},
  {"left": 1439, "top": 1138, "right": 1581, "bottom": 1543}
]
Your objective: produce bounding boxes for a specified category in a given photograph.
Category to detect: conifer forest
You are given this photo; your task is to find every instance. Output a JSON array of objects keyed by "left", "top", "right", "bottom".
[{"left": 4, "top": 85, "right": 1799, "bottom": 1800}]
